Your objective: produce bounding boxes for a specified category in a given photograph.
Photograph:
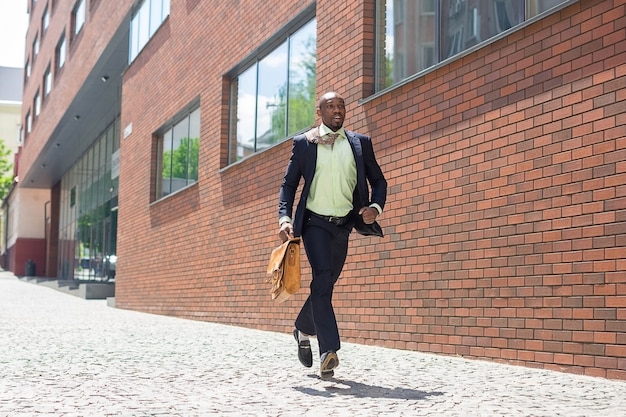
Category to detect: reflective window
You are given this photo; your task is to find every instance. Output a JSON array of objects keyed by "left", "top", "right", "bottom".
[
  {"left": 43, "top": 65, "right": 52, "bottom": 98},
  {"left": 56, "top": 33, "right": 66, "bottom": 72},
  {"left": 26, "top": 111, "right": 32, "bottom": 135},
  {"left": 376, "top": 0, "right": 569, "bottom": 91},
  {"left": 156, "top": 106, "right": 200, "bottom": 199},
  {"left": 34, "top": 89, "right": 41, "bottom": 117},
  {"left": 73, "top": 0, "right": 85, "bottom": 37},
  {"left": 129, "top": 0, "right": 170, "bottom": 62},
  {"left": 33, "top": 33, "right": 39, "bottom": 58},
  {"left": 527, "top": 0, "right": 567, "bottom": 17},
  {"left": 228, "top": 18, "right": 316, "bottom": 164},
  {"left": 59, "top": 120, "right": 120, "bottom": 281},
  {"left": 42, "top": 4, "right": 49, "bottom": 34}
]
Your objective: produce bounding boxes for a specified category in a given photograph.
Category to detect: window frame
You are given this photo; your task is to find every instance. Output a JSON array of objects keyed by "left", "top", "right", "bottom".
[
  {"left": 42, "top": 3, "right": 50, "bottom": 34},
  {"left": 72, "top": 0, "right": 85, "bottom": 39},
  {"left": 371, "top": 0, "right": 576, "bottom": 99},
  {"left": 226, "top": 5, "right": 316, "bottom": 166},
  {"left": 55, "top": 31, "right": 66, "bottom": 74},
  {"left": 153, "top": 100, "right": 201, "bottom": 202},
  {"left": 26, "top": 111, "right": 32, "bottom": 136},
  {"left": 34, "top": 89, "right": 41, "bottom": 119},
  {"left": 43, "top": 64, "right": 53, "bottom": 99},
  {"left": 32, "top": 32, "right": 40, "bottom": 60},
  {"left": 129, "top": 0, "right": 171, "bottom": 63}
]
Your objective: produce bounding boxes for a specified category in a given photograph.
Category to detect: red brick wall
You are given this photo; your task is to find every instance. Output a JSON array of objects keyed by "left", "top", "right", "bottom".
[
  {"left": 113, "top": 0, "right": 625, "bottom": 380},
  {"left": 8, "top": 238, "right": 46, "bottom": 276}
]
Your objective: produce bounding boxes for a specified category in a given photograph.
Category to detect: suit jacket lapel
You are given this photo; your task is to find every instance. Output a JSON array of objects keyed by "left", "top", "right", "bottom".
[
  {"left": 305, "top": 136, "right": 317, "bottom": 183},
  {"left": 347, "top": 131, "right": 367, "bottom": 203}
]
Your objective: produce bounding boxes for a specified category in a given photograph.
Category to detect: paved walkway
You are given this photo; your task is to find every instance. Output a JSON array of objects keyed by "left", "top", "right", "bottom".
[{"left": 1, "top": 270, "right": 625, "bottom": 417}]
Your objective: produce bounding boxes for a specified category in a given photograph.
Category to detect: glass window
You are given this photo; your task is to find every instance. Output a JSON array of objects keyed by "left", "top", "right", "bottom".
[
  {"left": 26, "top": 111, "right": 32, "bottom": 135},
  {"left": 376, "top": 0, "right": 568, "bottom": 91},
  {"left": 56, "top": 33, "right": 66, "bottom": 72},
  {"left": 137, "top": 2, "right": 150, "bottom": 54},
  {"left": 60, "top": 122, "right": 120, "bottom": 281},
  {"left": 129, "top": 0, "right": 171, "bottom": 62},
  {"left": 256, "top": 42, "right": 288, "bottom": 151},
  {"left": 149, "top": 0, "right": 163, "bottom": 37},
  {"left": 42, "top": 4, "right": 50, "bottom": 34},
  {"left": 526, "top": 0, "right": 567, "bottom": 17},
  {"left": 287, "top": 21, "right": 317, "bottom": 138},
  {"left": 44, "top": 65, "right": 52, "bottom": 97},
  {"left": 440, "top": 1, "right": 523, "bottom": 60},
  {"left": 25, "top": 59, "right": 31, "bottom": 80},
  {"left": 422, "top": 0, "right": 435, "bottom": 13},
  {"left": 156, "top": 106, "right": 200, "bottom": 199},
  {"left": 73, "top": 0, "right": 85, "bottom": 37},
  {"left": 33, "top": 33, "right": 39, "bottom": 58},
  {"left": 228, "top": 18, "right": 316, "bottom": 164},
  {"left": 34, "top": 90, "right": 41, "bottom": 117}
]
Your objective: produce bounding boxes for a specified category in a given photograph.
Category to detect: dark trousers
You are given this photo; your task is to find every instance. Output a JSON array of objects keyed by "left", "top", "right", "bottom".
[{"left": 295, "top": 215, "right": 350, "bottom": 355}]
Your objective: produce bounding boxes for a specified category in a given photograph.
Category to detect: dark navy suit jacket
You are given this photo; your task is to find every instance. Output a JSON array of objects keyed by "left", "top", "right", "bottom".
[{"left": 278, "top": 129, "right": 387, "bottom": 237}]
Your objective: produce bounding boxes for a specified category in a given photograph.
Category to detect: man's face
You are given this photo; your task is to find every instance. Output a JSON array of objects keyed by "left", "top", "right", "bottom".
[{"left": 317, "top": 96, "right": 346, "bottom": 131}]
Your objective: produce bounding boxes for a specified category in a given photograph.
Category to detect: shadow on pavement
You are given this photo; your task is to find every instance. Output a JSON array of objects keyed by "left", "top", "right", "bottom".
[{"left": 295, "top": 375, "right": 444, "bottom": 400}]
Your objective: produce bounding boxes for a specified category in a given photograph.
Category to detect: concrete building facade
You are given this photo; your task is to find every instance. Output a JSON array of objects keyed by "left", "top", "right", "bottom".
[{"left": 16, "top": 0, "right": 626, "bottom": 380}]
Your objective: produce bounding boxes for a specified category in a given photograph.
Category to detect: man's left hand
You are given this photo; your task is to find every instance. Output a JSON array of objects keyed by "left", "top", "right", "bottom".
[{"left": 358, "top": 206, "right": 378, "bottom": 224}]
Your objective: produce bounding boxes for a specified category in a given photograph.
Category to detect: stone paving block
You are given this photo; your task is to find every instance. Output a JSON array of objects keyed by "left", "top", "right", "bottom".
[{"left": 1, "top": 270, "right": 625, "bottom": 416}]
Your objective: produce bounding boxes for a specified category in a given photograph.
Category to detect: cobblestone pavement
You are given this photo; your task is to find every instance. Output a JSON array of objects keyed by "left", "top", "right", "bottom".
[{"left": 1, "top": 270, "right": 625, "bottom": 417}]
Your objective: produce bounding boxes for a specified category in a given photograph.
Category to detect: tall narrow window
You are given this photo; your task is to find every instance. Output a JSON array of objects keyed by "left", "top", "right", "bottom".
[
  {"left": 56, "top": 33, "right": 66, "bottom": 72},
  {"left": 228, "top": 17, "right": 316, "bottom": 164},
  {"left": 73, "top": 0, "right": 85, "bottom": 37},
  {"left": 34, "top": 89, "right": 41, "bottom": 118},
  {"left": 33, "top": 33, "right": 40, "bottom": 59},
  {"left": 26, "top": 111, "right": 32, "bottom": 135},
  {"left": 43, "top": 65, "right": 52, "bottom": 98},
  {"left": 156, "top": 105, "right": 200, "bottom": 199},
  {"left": 42, "top": 4, "right": 50, "bottom": 34}
]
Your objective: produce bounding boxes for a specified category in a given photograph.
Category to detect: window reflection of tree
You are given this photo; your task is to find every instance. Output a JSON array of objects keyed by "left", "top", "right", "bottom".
[{"left": 229, "top": 19, "right": 317, "bottom": 164}]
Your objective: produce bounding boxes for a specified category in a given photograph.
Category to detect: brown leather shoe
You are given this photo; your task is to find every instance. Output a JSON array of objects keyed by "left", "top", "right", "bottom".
[{"left": 320, "top": 351, "right": 338, "bottom": 380}]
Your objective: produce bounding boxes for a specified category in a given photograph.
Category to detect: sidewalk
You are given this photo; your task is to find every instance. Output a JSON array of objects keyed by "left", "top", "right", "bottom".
[{"left": 1, "top": 270, "right": 625, "bottom": 417}]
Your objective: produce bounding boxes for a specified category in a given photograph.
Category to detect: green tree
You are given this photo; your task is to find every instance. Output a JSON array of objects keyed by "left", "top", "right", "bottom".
[
  {"left": 162, "top": 137, "right": 199, "bottom": 181},
  {"left": 0, "top": 139, "right": 13, "bottom": 200}
]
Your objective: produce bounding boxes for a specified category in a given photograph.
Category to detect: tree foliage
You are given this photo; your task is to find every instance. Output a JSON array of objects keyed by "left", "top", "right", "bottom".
[
  {"left": 268, "top": 36, "right": 317, "bottom": 143},
  {"left": 162, "top": 137, "right": 199, "bottom": 181}
]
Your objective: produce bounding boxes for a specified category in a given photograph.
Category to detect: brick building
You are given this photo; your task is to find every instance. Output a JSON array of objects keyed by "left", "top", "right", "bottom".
[{"left": 15, "top": 0, "right": 625, "bottom": 380}]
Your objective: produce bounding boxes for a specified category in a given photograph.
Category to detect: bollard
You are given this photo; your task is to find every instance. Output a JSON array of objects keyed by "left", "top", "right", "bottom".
[{"left": 25, "top": 259, "right": 36, "bottom": 277}]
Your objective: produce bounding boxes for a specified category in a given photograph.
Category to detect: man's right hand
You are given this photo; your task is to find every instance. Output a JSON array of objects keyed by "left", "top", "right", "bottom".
[{"left": 279, "top": 222, "right": 295, "bottom": 243}]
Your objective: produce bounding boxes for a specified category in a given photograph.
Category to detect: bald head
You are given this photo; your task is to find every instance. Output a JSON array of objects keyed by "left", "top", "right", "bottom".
[
  {"left": 316, "top": 91, "right": 346, "bottom": 131},
  {"left": 318, "top": 92, "right": 344, "bottom": 109}
]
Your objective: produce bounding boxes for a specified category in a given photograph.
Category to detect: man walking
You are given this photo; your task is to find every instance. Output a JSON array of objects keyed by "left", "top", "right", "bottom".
[{"left": 277, "top": 91, "right": 387, "bottom": 379}]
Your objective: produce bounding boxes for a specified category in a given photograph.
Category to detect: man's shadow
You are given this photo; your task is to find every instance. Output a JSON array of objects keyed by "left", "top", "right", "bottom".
[{"left": 294, "top": 375, "right": 444, "bottom": 400}]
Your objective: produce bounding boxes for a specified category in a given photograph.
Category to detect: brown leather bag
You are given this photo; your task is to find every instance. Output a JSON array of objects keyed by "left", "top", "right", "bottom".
[{"left": 266, "top": 238, "right": 301, "bottom": 303}]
